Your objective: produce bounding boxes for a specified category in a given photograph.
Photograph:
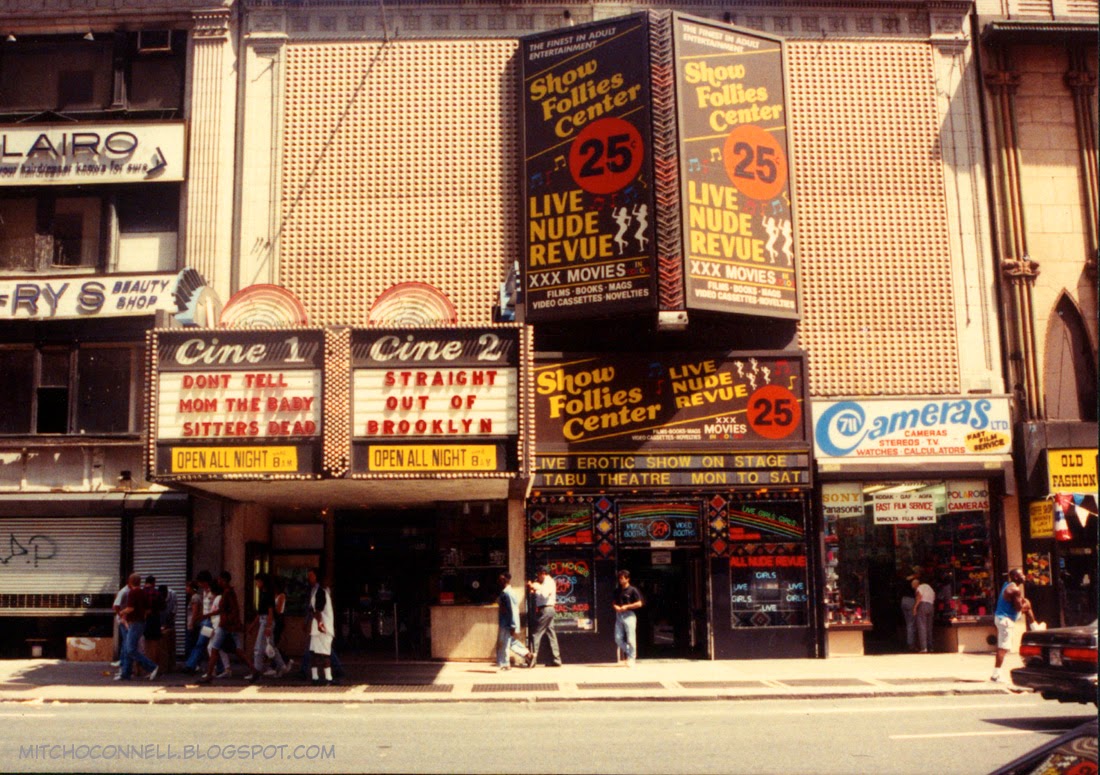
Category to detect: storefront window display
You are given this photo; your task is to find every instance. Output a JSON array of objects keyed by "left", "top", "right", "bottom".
[
  {"left": 527, "top": 501, "right": 597, "bottom": 632},
  {"left": 823, "top": 481, "right": 996, "bottom": 638}
]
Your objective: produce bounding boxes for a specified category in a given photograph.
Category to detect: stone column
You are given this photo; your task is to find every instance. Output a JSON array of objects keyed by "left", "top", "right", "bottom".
[{"left": 185, "top": 7, "right": 238, "bottom": 302}]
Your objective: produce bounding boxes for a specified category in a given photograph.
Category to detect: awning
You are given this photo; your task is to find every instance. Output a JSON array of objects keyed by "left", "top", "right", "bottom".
[
  {"left": 981, "top": 20, "right": 1098, "bottom": 46},
  {"left": 817, "top": 455, "right": 1016, "bottom": 495},
  {"left": 0, "top": 492, "right": 190, "bottom": 517}
]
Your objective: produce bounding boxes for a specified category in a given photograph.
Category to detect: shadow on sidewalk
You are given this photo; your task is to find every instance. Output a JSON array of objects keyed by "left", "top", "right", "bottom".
[{"left": 0, "top": 658, "right": 451, "bottom": 689}]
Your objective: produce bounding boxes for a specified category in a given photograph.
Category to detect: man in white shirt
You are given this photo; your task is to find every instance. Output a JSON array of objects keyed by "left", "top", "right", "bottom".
[
  {"left": 526, "top": 566, "right": 562, "bottom": 667},
  {"left": 307, "top": 568, "right": 335, "bottom": 686}
]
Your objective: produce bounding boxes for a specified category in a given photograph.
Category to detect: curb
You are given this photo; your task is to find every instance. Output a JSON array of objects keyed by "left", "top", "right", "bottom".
[{"left": 0, "top": 684, "right": 1019, "bottom": 706}]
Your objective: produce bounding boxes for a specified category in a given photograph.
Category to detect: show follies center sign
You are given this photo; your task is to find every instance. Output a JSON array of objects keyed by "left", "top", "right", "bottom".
[
  {"left": 521, "top": 15, "right": 658, "bottom": 321},
  {"left": 351, "top": 328, "right": 521, "bottom": 476},
  {"left": 533, "top": 351, "right": 809, "bottom": 490},
  {"left": 151, "top": 330, "right": 324, "bottom": 478},
  {"left": 674, "top": 17, "right": 797, "bottom": 318},
  {"left": 813, "top": 397, "right": 1012, "bottom": 461}
]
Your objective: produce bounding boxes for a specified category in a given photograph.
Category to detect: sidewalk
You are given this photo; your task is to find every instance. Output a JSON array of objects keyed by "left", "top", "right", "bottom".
[{"left": 0, "top": 652, "right": 1022, "bottom": 705}]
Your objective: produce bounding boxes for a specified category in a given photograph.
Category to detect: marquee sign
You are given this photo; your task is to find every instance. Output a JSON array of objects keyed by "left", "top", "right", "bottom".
[
  {"left": 533, "top": 351, "right": 809, "bottom": 490},
  {"left": 151, "top": 329, "right": 324, "bottom": 478},
  {"left": 350, "top": 328, "right": 521, "bottom": 475}
]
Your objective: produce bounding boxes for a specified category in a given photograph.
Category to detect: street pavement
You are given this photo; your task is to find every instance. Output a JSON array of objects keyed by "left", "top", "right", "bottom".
[{"left": 0, "top": 651, "right": 1032, "bottom": 705}]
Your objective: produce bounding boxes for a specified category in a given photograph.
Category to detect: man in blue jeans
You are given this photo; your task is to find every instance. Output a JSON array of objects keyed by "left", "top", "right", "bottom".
[
  {"left": 115, "top": 573, "right": 159, "bottom": 681},
  {"left": 612, "top": 570, "right": 643, "bottom": 667},
  {"left": 495, "top": 572, "right": 531, "bottom": 671},
  {"left": 182, "top": 570, "right": 215, "bottom": 673}
]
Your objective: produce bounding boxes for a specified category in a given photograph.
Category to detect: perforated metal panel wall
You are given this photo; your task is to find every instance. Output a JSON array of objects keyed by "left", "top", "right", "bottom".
[
  {"left": 281, "top": 41, "right": 519, "bottom": 326},
  {"left": 788, "top": 42, "right": 959, "bottom": 398}
]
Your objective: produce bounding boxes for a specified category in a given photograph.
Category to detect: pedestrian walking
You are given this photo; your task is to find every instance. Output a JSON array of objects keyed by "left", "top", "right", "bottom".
[
  {"left": 526, "top": 565, "right": 561, "bottom": 667},
  {"left": 198, "top": 571, "right": 251, "bottom": 682},
  {"left": 114, "top": 573, "right": 160, "bottom": 681},
  {"left": 141, "top": 576, "right": 163, "bottom": 670},
  {"left": 272, "top": 575, "right": 288, "bottom": 657},
  {"left": 495, "top": 572, "right": 531, "bottom": 671},
  {"left": 306, "top": 568, "right": 336, "bottom": 686},
  {"left": 991, "top": 568, "right": 1044, "bottom": 682},
  {"left": 247, "top": 573, "right": 291, "bottom": 680},
  {"left": 300, "top": 570, "right": 344, "bottom": 681},
  {"left": 913, "top": 576, "right": 935, "bottom": 652},
  {"left": 182, "top": 571, "right": 215, "bottom": 673},
  {"left": 612, "top": 570, "right": 643, "bottom": 667},
  {"left": 183, "top": 580, "right": 201, "bottom": 661},
  {"left": 158, "top": 582, "right": 178, "bottom": 673},
  {"left": 901, "top": 574, "right": 917, "bottom": 652},
  {"left": 111, "top": 581, "right": 129, "bottom": 669}
]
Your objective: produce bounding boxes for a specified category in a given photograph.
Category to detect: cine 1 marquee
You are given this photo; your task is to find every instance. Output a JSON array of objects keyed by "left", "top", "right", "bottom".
[{"left": 151, "top": 330, "right": 324, "bottom": 478}]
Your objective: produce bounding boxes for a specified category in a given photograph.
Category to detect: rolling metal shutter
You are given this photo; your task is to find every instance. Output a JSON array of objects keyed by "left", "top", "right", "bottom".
[
  {"left": 0, "top": 517, "right": 121, "bottom": 615},
  {"left": 132, "top": 514, "right": 188, "bottom": 654}
]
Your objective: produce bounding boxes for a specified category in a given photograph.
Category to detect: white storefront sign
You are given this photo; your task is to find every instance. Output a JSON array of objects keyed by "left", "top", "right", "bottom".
[
  {"left": 0, "top": 122, "right": 186, "bottom": 185},
  {"left": 813, "top": 397, "right": 1012, "bottom": 460},
  {"left": 873, "top": 491, "right": 937, "bottom": 524},
  {"left": 946, "top": 480, "right": 991, "bottom": 512},
  {"left": 0, "top": 269, "right": 217, "bottom": 322},
  {"left": 822, "top": 482, "right": 864, "bottom": 519}
]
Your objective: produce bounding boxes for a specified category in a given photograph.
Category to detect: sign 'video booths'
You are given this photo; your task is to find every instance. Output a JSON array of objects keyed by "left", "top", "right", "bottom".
[
  {"left": 533, "top": 351, "right": 810, "bottom": 490},
  {"left": 520, "top": 13, "right": 799, "bottom": 323},
  {"left": 151, "top": 329, "right": 324, "bottom": 478}
]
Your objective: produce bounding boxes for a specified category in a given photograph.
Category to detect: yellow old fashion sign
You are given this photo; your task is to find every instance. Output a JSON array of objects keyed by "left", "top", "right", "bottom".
[
  {"left": 172, "top": 447, "right": 298, "bottom": 474},
  {"left": 1047, "top": 448, "right": 1098, "bottom": 491}
]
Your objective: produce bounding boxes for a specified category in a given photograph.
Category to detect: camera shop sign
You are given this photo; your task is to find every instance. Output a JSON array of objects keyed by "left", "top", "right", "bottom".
[
  {"left": 151, "top": 330, "right": 324, "bottom": 478},
  {"left": 813, "top": 397, "right": 1012, "bottom": 460},
  {"left": 873, "top": 491, "right": 936, "bottom": 524},
  {"left": 0, "top": 122, "right": 185, "bottom": 185}
]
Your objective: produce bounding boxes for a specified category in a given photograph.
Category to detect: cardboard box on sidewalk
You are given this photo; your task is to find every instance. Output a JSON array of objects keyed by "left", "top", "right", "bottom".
[{"left": 66, "top": 637, "right": 113, "bottom": 662}]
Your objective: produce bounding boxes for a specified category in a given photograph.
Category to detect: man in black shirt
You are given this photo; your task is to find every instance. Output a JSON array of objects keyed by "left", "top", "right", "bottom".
[{"left": 612, "top": 570, "right": 643, "bottom": 667}]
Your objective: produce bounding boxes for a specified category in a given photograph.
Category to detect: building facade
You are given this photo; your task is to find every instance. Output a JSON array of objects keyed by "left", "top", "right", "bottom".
[
  {"left": 0, "top": 0, "right": 235, "bottom": 656},
  {"left": 975, "top": 0, "right": 1098, "bottom": 628},
  {"left": 2, "top": 0, "right": 1094, "bottom": 661}
]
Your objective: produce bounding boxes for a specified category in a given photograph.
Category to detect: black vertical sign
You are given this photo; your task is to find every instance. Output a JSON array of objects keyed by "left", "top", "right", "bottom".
[{"left": 521, "top": 15, "right": 658, "bottom": 321}]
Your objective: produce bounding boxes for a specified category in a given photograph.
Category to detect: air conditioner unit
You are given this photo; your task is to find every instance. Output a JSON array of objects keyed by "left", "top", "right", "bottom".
[{"left": 137, "top": 30, "right": 173, "bottom": 53}]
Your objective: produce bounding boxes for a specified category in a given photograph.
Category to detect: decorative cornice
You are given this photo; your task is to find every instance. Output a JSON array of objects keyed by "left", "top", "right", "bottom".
[
  {"left": 241, "top": 1, "right": 959, "bottom": 42},
  {"left": 0, "top": 0, "right": 229, "bottom": 25},
  {"left": 193, "top": 7, "right": 232, "bottom": 41}
]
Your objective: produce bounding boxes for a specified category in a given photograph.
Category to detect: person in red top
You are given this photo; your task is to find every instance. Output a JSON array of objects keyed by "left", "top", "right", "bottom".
[{"left": 115, "top": 573, "right": 160, "bottom": 681}]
